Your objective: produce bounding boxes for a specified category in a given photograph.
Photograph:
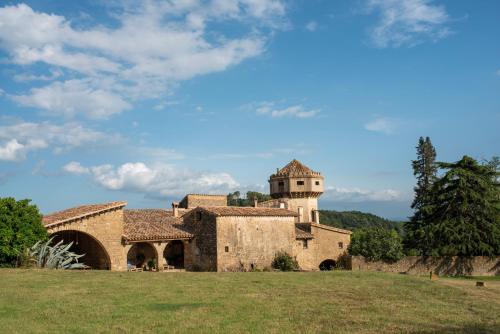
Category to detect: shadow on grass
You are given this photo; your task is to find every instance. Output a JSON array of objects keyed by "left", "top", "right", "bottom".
[
  {"left": 410, "top": 323, "right": 500, "bottom": 334},
  {"left": 147, "top": 302, "right": 210, "bottom": 312}
]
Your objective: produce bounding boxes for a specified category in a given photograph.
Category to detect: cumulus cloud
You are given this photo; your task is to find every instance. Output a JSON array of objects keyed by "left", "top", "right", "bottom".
[
  {"left": 0, "top": 121, "right": 121, "bottom": 161},
  {"left": 12, "top": 79, "right": 131, "bottom": 119},
  {"left": 324, "top": 186, "right": 402, "bottom": 202},
  {"left": 366, "top": 0, "right": 451, "bottom": 48},
  {"left": 364, "top": 117, "right": 400, "bottom": 135},
  {"left": 63, "top": 161, "right": 239, "bottom": 198},
  {"left": 0, "top": 2, "right": 286, "bottom": 118},
  {"left": 256, "top": 102, "right": 320, "bottom": 118}
]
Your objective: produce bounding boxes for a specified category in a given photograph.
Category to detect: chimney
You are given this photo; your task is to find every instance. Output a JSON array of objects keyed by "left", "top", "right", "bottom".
[
  {"left": 253, "top": 197, "right": 258, "bottom": 207},
  {"left": 172, "top": 202, "right": 179, "bottom": 218}
]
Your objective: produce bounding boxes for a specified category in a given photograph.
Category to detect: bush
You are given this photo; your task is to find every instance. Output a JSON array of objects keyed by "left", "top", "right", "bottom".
[
  {"left": 272, "top": 251, "right": 299, "bottom": 271},
  {"left": 348, "top": 227, "right": 404, "bottom": 263},
  {"left": 0, "top": 198, "right": 48, "bottom": 267}
]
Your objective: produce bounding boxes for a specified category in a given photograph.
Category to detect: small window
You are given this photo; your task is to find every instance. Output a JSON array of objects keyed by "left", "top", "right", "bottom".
[
  {"left": 196, "top": 211, "right": 202, "bottom": 221},
  {"left": 297, "top": 181, "right": 304, "bottom": 186},
  {"left": 338, "top": 242, "right": 343, "bottom": 249},
  {"left": 278, "top": 181, "right": 284, "bottom": 186},
  {"left": 225, "top": 246, "right": 229, "bottom": 252},
  {"left": 315, "top": 181, "right": 320, "bottom": 186},
  {"left": 303, "top": 240, "right": 308, "bottom": 249}
]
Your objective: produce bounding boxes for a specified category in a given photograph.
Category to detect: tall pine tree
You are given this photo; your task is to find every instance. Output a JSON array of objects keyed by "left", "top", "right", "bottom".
[
  {"left": 429, "top": 156, "right": 500, "bottom": 256},
  {"left": 405, "top": 137, "right": 437, "bottom": 255}
]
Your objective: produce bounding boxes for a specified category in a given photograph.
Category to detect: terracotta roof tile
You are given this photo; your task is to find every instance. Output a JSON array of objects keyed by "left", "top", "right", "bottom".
[
  {"left": 42, "top": 201, "right": 127, "bottom": 226},
  {"left": 274, "top": 159, "right": 321, "bottom": 177},
  {"left": 123, "top": 209, "right": 193, "bottom": 241},
  {"left": 199, "top": 206, "right": 298, "bottom": 217}
]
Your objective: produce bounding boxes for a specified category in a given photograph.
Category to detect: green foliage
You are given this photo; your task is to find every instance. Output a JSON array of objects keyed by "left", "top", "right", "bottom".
[
  {"left": 405, "top": 136, "right": 438, "bottom": 255},
  {"left": 319, "top": 210, "right": 403, "bottom": 234},
  {"left": 272, "top": 251, "right": 299, "bottom": 271},
  {"left": 29, "top": 237, "right": 87, "bottom": 269},
  {"left": 227, "top": 191, "right": 272, "bottom": 207},
  {"left": 0, "top": 197, "right": 48, "bottom": 267},
  {"left": 426, "top": 156, "right": 500, "bottom": 256},
  {"left": 348, "top": 227, "right": 404, "bottom": 262}
]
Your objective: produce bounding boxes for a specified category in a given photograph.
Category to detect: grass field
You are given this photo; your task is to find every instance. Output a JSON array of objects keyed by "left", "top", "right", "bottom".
[{"left": 0, "top": 269, "right": 498, "bottom": 333}]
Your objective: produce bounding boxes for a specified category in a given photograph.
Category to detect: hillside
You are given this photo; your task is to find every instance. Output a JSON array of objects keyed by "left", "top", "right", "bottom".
[{"left": 319, "top": 210, "right": 404, "bottom": 233}]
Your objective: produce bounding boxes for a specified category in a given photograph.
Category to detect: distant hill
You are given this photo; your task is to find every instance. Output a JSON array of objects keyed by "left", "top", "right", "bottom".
[{"left": 318, "top": 210, "right": 404, "bottom": 233}]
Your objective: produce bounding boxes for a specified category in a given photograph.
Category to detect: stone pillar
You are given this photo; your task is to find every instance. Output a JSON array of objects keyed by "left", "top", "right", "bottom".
[
  {"left": 153, "top": 242, "right": 168, "bottom": 271},
  {"left": 183, "top": 240, "right": 192, "bottom": 270}
]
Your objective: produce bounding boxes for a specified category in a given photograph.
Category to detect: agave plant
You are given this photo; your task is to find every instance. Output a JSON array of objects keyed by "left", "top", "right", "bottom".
[{"left": 29, "top": 237, "right": 88, "bottom": 269}]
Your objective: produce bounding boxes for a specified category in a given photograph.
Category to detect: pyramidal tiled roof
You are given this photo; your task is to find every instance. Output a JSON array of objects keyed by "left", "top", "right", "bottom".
[{"left": 275, "top": 159, "right": 321, "bottom": 177}]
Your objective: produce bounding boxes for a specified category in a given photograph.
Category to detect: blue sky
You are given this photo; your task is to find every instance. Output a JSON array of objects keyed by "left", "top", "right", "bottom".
[{"left": 0, "top": 0, "right": 498, "bottom": 219}]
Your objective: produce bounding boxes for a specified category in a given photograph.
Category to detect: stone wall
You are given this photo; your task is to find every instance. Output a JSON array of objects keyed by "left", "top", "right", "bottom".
[
  {"left": 350, "top": 256, "right": 500, "bottom": 276},
  {"left": 294, "top": 224, "right": 351, "bottom": 271},
  {"left": 179, "top": 194, "right": 227, "bottom": 209},
  {"left": 216, "top": 216, "right": 296, "bottom": 271},
  {"left": 47, "top": 208, "right": 127, "bottom": 271},
  {"left": 183, "top": 209, "right": 218, "bottom": 271}
]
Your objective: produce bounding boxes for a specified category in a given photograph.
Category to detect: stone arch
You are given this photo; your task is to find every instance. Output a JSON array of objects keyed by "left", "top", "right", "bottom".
[
  {"left": 51, "top": 230, "right": 111, "bottom": 270},
  {"left": 164, "top": 240, "right": 185, "bottom": 269},
  {"left": 319, "top": 259, "right": 336, "bottom": 271},
  {"left": 127, "top": 242, "right": 158, "bottom": 270}
]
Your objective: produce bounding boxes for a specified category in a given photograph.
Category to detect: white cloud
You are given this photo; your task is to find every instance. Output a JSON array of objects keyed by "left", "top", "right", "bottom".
[
  {"left": 12, "top": 79, "right": 131, "bottom": 119},
  {"left": 64, "top": 161, "right": 239, "bottom": 198},
  {"left": 0, "top": 121, "right": 121, "bottom": 161},
  {"left": 0, "top": 2, "right": 286, "bottom": 118},
  {"left": 364, "top": 117, "right": 400, "bottom": 135},
  {"left": 256, "top": 102, "right": 320, "bottom": 118},
  {"left": 366, "top": 0, "right": 451, "bottom": 48},
  {"left": 324, "top": 186, "right": 402, "bottom": 202},
  {"left": 305, "top": 21, "right": 318, "bottom": 32},
  {"left": 62, "top": 161, "right": 89, "bottom": 175}
]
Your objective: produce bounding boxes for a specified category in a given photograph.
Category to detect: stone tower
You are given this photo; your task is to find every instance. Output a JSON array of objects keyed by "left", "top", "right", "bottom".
[{"left": 269, "top": 159, "right": 324, "bottom": 223}]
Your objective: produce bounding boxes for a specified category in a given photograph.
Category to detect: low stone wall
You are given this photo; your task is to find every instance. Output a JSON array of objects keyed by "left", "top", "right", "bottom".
[{"left": 350, "top": 256, "right": 500, "bottom": 276}]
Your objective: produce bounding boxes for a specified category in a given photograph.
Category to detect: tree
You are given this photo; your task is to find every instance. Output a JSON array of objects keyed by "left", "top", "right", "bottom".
[
  {"left": 427, "top": 156, "right": 500, "bottom": 256},
  {"left": 227, "top": 191, "right": 272, "bottom": 206},
  {"left": 405, "top": 136, "right": 437, "bottom": 255},
  {"left": 0, "top": 198, "right": 48, "bottom": 267},
  {"left": 348, "top": 227, "right": 404, "bottom": 262}
]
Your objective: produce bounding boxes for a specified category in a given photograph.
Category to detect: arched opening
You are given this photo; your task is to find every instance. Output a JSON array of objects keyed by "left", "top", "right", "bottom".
[
  {"left": 163, "top": 240, "right": 184, "bottom": 269},
  {"left": 51, "top": 230, "right": 111, "bottom": 270},
  {"left": 127, "top": 242, "right": 157, "bottom": 270},
  {"left": 319, "top": 259, "right": 336, "bottom": 271}
]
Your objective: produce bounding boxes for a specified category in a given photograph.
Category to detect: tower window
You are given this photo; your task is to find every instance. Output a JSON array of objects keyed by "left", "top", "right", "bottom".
[
  {"left": 297, "top": 181, "right": 304, "bottom": 186},
  {"left": 225, "top": 246, "right": 229, "bottom": 252},
  {"left": 315, "top": 181, "right": 320, "bottom": 185},
  {"left": 278, "top": 181, "right": 284, "bottom": 186},
  {"left": 338, "top": 242, "right": 343, "bottom": 249},
  {"left": 303, "top": 240, "right": 308, "bottom": 249}
]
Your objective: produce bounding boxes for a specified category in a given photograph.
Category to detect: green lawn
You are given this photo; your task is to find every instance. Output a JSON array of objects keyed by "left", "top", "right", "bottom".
[{"left": 0, "top": 269, "right": 498, "bottom": 333}]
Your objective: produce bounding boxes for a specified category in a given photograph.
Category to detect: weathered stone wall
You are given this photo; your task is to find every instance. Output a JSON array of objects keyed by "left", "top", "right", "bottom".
[
  {"left": 294, "top": 224, "right": 351, "bottom": 271},
  {"left": 216, "top": 216, "right": 296, "bottom": 271},
  {"left": 182, "top": 210, "right": 218, "bottom": 271},
  {"left": 179, "top": 195, "right": 227, "bottom": 209},
  {"left": 285, "top": 197, "right": 318, "bottom": 223},
  {"left": 350, "top": 256, "right": 500, "bottom": 276},
  {"left": 47, "top": 208, "right": 127, "bottom": 271}
]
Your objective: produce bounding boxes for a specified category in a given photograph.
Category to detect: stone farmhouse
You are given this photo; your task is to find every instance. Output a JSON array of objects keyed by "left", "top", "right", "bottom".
[{"left": 42, "top": 160, "right": 351, "bottom": 271}]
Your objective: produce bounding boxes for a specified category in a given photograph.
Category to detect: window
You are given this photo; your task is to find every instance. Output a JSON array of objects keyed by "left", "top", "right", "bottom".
[
  {"left": 338, "top": 242, "right": 343, "bottom": 249},
  {"left": 315, "top": 181, "right": 320, "bottom": 186},
  {"left": 303, "top": 240, "right": 308, "bottom": 249},
  {"left": 297, "top": 180, "right": 304, "bottom": 186},
  {"left": 196, "top": 211, "right": 202, "bottom": 221},
  {"left": 278, "top": 181, "right": 284, "bottom": 186},
  {"left": 225, "top": 246, "right": 229, "bottom": 252}
]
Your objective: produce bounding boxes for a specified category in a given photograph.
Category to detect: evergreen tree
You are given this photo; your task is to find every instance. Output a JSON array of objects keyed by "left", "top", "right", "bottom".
[
  {"left": 404, "top": 137, "right": 437, "bottom": 254},
  {"left": 429, "top": 156, "right": 500, "bottom": 256}
]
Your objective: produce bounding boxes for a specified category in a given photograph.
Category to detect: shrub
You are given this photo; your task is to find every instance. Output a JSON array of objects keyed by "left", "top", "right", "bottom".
[
  {"left": 272, "top": 251, "right": 299, "bottom": 271},
  {"left": 0, "top": 198, "right": 48, "bottom": 267},
  {"left": 29, "top": 237, "right": 88, "bottom": 269},
  {"left": 348, "top": 227, "right": 404, "bottom": 263}
]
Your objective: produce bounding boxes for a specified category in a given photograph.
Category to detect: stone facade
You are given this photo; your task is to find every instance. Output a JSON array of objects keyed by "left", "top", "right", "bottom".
[
  {"left": 350, "top": 256, "right": 500, "bottom": 276},
  {"left": 42, "top": 160, "right": 352, "bottom": 272}
]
